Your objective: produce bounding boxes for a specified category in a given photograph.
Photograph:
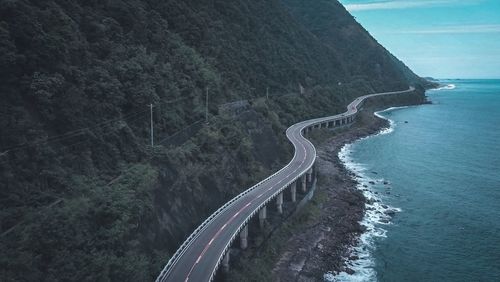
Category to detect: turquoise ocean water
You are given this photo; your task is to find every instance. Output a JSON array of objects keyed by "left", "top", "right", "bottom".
[{"left": 332, "top": 80, "right": 500, "bottom": 281}]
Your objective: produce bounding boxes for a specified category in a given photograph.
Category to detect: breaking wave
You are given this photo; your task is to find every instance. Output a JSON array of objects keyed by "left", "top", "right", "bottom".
[
  {"left": 323, "top": 110, "right": 402, "bottom": 282},
  {"left": 433, "top": 84, "right": 456, "bottom": 91}
]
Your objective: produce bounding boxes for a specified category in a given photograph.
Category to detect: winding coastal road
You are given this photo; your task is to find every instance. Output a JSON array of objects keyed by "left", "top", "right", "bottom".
[{"left": 156, "top": 86, "right": 416, "bottom": 282}]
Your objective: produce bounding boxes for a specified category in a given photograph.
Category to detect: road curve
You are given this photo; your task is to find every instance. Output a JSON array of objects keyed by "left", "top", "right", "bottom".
[{"left": 156, "top": 86, "right": 416, "bottom": 282}]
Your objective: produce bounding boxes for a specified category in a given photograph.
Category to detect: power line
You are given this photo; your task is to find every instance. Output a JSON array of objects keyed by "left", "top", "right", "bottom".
[
  {"left": 158, "top": 119, "right": 204, "bottom": 145},
  {"left": 0, "top": 109, "right": 149, "bottom": 155},
  {"left": 0, "top": 112, "right": 149, "bottom": 166},
  {"left": 0, "top": 94, "right": 202, "bottom": 158},
  {"left": 160, "top": 96, "right": 194, "bottom": 105},
  {"left": 0, "top": 91, "right": 207, "bottom": 157},
  {"left": 129, "top": 95, "right": 195, "bottom": 109}
]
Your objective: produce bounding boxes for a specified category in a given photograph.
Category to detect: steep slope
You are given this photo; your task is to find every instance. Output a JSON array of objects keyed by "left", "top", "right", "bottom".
[
  {"left": 0, "top": 0, "right": 427, "bottom": 281},
  {"left": 153, "top": 0, "right": 348, "bottom": 96},
  {"left": 282, "top": 0, "right": 428, "bottom": 89}
]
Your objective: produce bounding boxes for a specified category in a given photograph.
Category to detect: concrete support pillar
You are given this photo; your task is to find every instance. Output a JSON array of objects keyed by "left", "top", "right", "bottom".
[
  {"left": 290, "top": 184, "right": 296, "bottom": 203},
  {"left": 314, "top": 163, "right": 318, "bottom": 182},
  {"left": 259, "top": 206, "right": 267, "bottom": 228},
  {"left": 276, "top": 192, "right": 283, "bottom": 214},
  {"left": 222, "top": 251, "right": 230, "bottom": 272},
  {"left": 240, "top": 225, "right": 248, "bottom": 250},
  {"left": 300, "top": 175, "right": 307, "bottom": 193},
  {"left": 307, "top": 168, "right": 312, "bottom": 183}
]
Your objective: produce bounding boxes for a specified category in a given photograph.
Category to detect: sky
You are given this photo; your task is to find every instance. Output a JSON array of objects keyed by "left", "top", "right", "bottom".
[{"left": 338, "top": 0, "right": 500, "bottom": 79}]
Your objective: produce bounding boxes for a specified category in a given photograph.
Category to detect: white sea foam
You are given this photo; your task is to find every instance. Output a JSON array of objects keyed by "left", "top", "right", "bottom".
[
  {"left": 373, "top": 107, "right": 401, "bottom": 135},
  {"left": 324, "top": 113, "right": 402, "bottom": 282},
  {"left": 433, "top": 84, "right": 456, "bottom": 91}
]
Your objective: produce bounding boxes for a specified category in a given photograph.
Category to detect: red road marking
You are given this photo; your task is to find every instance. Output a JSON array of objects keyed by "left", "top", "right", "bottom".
[
  {"left": 177, "top": 88, "right": 414, "bottom": 281},
  {"left": 185, "top": 121, "right": 312, "bottom": 281},
  {"left": 185, "top": 199, "right": 254, "bottom": 281}
]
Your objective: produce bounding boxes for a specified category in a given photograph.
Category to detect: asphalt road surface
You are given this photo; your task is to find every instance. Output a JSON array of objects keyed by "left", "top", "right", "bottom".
[{"left": 156, "top": 86, "right": 415, "bottom": 282}]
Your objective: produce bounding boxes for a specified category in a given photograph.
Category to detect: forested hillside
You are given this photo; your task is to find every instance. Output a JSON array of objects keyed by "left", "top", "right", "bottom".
[
  {"left": 0, "top": 0, "right": 427, "bottom": 280},
  {"left": 282, "top": 0, "right": 427, "bottom": 88}
]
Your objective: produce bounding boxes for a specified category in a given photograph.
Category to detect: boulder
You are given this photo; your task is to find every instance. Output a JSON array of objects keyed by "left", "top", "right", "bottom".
[
  {"left": 385, "top": 210, "right": 396, "bottom": 216},
  {"left": 345, "top": 268, "right": 355, "bottom": 275}
]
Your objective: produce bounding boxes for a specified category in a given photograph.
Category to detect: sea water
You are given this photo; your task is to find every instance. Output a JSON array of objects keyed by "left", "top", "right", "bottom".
[{"left": 332, "top": 80, "right": 500, "bottom": 281}]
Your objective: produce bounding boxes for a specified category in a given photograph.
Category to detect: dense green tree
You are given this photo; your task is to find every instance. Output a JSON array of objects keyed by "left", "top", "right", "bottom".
[{"left": 0, "top": 0, "right": 429, "bottom": 280}]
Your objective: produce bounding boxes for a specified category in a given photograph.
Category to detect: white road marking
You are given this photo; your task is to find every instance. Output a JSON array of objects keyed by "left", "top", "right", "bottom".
[{"left": 177, "top": 88, "right": 414, "bottom": 281}]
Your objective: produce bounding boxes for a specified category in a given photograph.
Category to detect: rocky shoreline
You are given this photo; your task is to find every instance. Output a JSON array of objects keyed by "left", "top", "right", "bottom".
[
  {"left": 224, "top": 90, "right": 429, "bottom": 282},
  {"left": 270, "top": 109, "right": 391, "bottom": 281}
]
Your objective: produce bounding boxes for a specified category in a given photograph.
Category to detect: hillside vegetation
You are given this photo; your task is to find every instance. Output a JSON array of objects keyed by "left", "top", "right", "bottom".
[{"left": 0, "top": 0, "right": 428, "bottom": 280}]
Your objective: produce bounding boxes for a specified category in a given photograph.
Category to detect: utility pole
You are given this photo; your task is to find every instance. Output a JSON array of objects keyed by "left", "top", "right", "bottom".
[
  {"left": 150, "top": 103, "right": 154, "bottom": 147},
  {"left": 205, "top": 87, "right": 209, "bottom": 123},
  {"left": 266, "top": 87, "right": 269, "bottom": 101}
]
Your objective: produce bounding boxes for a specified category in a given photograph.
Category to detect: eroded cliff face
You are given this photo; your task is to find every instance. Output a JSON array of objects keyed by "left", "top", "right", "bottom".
[{"left": 0, "top": 0, "right": 426, "bottom": 280}]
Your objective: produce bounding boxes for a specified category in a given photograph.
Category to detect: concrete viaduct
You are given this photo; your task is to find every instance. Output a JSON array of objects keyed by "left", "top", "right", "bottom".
[{"left": 156, "top": 86, "right": 416, "bottom": 282}]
